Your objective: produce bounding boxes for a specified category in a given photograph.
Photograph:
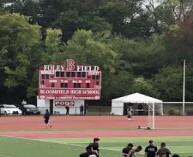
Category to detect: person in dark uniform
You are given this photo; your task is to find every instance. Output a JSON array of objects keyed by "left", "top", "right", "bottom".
[
  {"left": 89, "top": 138, "right": 100, "bottom": 155},
  {"left": 65, "top": 105, "right": 69, "bottom": 115},
  {"left": 20, "top": 105, "right": 27, "bottom": 115},
  {"left": 122, "top": 143, "right": 133, "bottom": 157},
  {"left": 44, "top": 109, "right": 52, "bottom": 128},
  {"left": 144, "top": 140, "right": 158, "bottom": 157},
  {"left": 127, "top": 146, "right": 142, "bottom": 157},
  {"left": 79, "top": 145, "right": 99, "bottom": 157},
  {"left": 80, "top": 104, "right": 84, "bottom": 116},
  {"left": 156, "top": 142, "right": 171, "bottom": 157}
]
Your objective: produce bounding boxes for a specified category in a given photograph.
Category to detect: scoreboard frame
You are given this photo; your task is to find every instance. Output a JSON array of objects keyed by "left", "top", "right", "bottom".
[{"left": 38, "top": 59, "right": 101, "bottom": 100}]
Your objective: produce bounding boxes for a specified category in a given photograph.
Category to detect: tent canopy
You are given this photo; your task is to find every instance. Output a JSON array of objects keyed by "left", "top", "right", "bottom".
[
  {"left": 112, "top": 93, "right": 162, "bottom": 104},
  {"left": 111, "top": 93, "right": 163, "bottom": 129}
]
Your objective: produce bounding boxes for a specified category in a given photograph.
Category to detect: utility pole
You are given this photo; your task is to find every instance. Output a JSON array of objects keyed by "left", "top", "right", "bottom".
[{"left": 182, "top": 60, "right": 186, "bottom": 115}]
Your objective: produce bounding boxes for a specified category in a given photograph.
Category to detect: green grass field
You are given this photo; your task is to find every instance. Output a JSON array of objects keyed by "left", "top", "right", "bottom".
[{"left": 0, "top": 136, "right": 193, "bottom": 157}]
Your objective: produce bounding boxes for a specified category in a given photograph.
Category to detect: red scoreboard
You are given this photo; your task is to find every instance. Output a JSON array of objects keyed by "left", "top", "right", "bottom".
[{"left": 38, "top": 59, "right": 101, "bottom": 100}]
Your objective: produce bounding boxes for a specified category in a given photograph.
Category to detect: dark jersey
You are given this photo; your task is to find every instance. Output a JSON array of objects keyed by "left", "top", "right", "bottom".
[
  {"left": 157, "top": 148, "right": 171, "bottom": 157},
  {"left": 89, "top": 143, "right": 99, "bottom": 152},
  {"left": 80, "top": 105, "right": 84, "bottom": 112},
  {"left": 122, "top": 147, "right": 132, "bottom": 157},
  {"left": 79, "top": 152, "right": 99, "bottom": 157},
  {"left": 145, "top": 145, "right": 158, "bottom": 157},
  {"left": 44, "top": 111, "right": 50, "bottom": 119}
]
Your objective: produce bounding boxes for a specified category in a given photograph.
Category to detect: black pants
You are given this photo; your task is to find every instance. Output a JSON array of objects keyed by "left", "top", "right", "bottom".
[{"left": 44, "top": 118, "right": 49, "bottom": 124}]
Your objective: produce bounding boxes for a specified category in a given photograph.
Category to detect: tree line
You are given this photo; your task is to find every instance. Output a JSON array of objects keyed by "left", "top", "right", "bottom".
[{"left": 1, "top": 0, "right": 193, "bottom": 105}]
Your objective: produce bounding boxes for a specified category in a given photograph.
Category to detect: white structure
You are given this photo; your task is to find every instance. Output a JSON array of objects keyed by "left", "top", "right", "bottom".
[
  {"left": 37, "top": 98, "right": 50, "bottom": 114},
  {"left": 111, "top": 93, "right": 163, "bottom": 129},
  {"left": 37, "top": 97, "right": 84, "bottom": 115}
]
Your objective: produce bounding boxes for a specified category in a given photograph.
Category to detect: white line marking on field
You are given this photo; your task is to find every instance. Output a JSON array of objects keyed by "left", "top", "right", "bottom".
[
  {"left": 0, "top": 153, "right": 11, "bottom": 157},
  {"left": 0, "top": 135, "right": 36, "bottom": 141},
  {"left": 67, "top": 143, "right": 120, "bottom": 152}
]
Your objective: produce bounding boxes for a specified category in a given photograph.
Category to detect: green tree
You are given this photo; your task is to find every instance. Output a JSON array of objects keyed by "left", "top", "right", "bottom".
[
  {"left": 130, "top": 77, "right": 157, "bottom": 96},
  {"left": 8, "top": 0, "right": 111, "bottom": 41},
  {"left": 110, "top": 35, "right": 166, "bottom": 78},
  {"left": 0, "top": 13, "right": 40, "bottom": 103},
  {"left": 45, "top": 28, "right": 63, "bottom": 53},
  {"left": 104, "top": 70, "right": 134, "bottom": 101},
  {"left": 27, "top": 27, "right": 64, "bottom": 98},
  {"left": 96, "top": 0, "right": 160, "bottom": 38},
  {"left": 160, "top": 0, "right": 193, "bottom": 22},
  {"left": 64, "top": 29, "right": 119, "bottom": 103},
  {"left": 153, "top": 66, "right": 183, "bottom": 101}
]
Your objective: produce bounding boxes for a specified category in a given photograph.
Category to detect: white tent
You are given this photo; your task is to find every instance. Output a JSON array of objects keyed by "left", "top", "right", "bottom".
[{"left": 111, "top": 93, "right": 163, "bottom": 129}]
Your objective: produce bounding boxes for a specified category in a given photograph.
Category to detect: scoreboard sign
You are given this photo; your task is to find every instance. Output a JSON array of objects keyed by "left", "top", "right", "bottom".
[
  {"left": 38, "top": 59, "right": 101, "bottom": 100},
  {"left": 55, "top": 101, "right": 75, "bottom": 107}
]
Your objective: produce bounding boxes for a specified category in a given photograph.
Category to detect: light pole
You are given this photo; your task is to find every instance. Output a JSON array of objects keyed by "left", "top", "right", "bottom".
[{"left": 182, "top": 60, "right": 186, "bottom": 115}]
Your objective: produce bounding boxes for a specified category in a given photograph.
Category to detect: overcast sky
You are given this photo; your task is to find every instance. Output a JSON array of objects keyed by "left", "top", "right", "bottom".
[{"left": 141, "top": 0, "right": 161, "bottom": 10}]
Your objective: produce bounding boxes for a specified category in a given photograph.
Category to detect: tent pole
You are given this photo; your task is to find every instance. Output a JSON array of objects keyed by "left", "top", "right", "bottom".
[
  {"left": 152, "top": 103, "right": 155, "bottom": 129},
  {"left": 148, "top": 104, "right": 150, "bottom": 127}
]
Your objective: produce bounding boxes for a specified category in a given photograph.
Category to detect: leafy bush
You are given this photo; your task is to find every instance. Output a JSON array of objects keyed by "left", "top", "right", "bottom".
[{"left": 167, "top": 108, "right": 179, "bottom": 115}]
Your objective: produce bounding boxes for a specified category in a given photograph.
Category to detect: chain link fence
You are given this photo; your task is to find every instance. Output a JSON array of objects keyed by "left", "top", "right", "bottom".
[
  {"left": 38, "top": 106, "right": 155, "bottom": 116},
  {"left": 1, "top": 103, "right": 192, "bottom": 116},
  {"left": 163, "top": 103, "right": 193, "bottom": 115}
]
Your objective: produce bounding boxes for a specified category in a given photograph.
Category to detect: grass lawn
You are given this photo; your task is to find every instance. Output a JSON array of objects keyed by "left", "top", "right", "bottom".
[{"left": 0, "top": 136, "right": 193, "bottom": 157}]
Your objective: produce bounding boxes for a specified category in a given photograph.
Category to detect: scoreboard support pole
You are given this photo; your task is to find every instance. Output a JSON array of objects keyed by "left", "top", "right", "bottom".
[{"left": 50, "top": 100, "right": 53, "bottom": 115}]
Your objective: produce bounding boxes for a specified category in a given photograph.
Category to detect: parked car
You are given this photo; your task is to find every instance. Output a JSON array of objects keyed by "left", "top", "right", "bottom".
[
  {"left": 20, "top": 104, "right": 40, "bottom": 115},
  {"left": 0, "top": 104, "right": 22, "bottom": 115}
]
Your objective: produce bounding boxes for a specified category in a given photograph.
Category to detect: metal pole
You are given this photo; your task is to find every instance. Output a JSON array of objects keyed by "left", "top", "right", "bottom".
[
  {"left": 148, "top": 105, "right": 150, "bottom": 127},
  {"left": 152, "top": 103, "right": 155, "bottom": 129},
  {"left": 182, "top": 60, "right": 186, "bottom": 115}
]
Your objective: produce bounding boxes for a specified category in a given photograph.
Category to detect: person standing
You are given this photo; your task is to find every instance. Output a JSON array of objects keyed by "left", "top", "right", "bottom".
[
  {"left": 144, "top": 140, "right": 158, "bottom": 157},
  {"left": 80, "top": 104, "right": 84, "bottom": 116},
  {"left": 65, "top": 105, "right": 69, "bottom": 115},
  {"left": 156, "top": 142, "right": 171, "bottom": 157},
  {"left": 44, "top": 109, "right": 52, "bottom": 128},
  {"left": 127, "top": 106, "right": 132, "bottom": 120}
]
